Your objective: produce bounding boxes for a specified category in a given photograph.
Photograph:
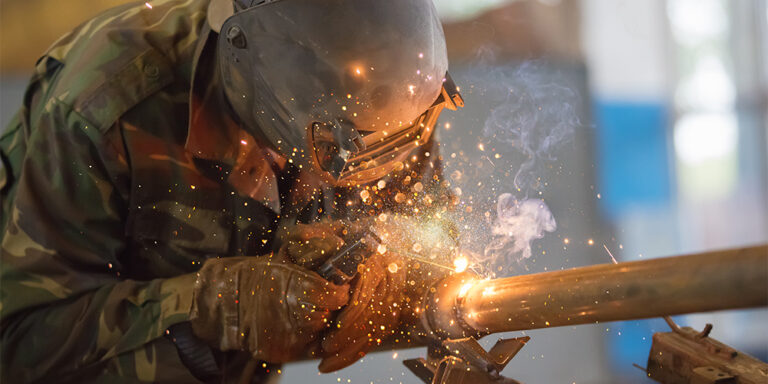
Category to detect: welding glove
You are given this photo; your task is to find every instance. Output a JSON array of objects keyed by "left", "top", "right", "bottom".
[
  {"left": 189, "top": 254, "right": 350, "bottom": 363},
  {"left": 318, "top": 250, "right": 407, "bottom": 372},
  {"left": 279, "top": 220, "right": 347, "bottom": 270}
]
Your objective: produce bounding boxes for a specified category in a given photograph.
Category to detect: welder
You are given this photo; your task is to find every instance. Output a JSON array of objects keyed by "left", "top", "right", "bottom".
[{"left": 0, "top": 0, "right": 461, "bottom": 382}]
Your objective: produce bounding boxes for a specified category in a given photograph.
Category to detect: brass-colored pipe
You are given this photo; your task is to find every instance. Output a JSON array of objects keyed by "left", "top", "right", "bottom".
[{"left": 422, "top": 245, "right": 768, "bottom": 338}]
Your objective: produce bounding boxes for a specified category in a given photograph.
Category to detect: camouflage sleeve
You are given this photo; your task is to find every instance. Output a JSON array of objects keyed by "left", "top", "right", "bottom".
[{"left": 0, "top": 100, "right": 199, "bottom": 383}]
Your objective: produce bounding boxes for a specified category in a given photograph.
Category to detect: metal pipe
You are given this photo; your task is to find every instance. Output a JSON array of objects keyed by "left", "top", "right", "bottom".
[{"left": 422, "top": 245, "right": 768, "bottom": 339}]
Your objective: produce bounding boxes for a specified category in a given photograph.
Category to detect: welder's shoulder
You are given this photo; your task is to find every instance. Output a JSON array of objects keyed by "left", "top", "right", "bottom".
[{"left": 36, "top": 0, "right": 209, "bottom": 132}]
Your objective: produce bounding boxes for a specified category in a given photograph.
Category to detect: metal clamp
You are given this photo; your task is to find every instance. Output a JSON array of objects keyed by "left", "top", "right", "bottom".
[{"left": 404, "top": 336, "right": 529, "bottom": 384}]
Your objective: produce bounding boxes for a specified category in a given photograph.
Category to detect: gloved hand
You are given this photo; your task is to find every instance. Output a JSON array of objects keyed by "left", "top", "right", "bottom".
[
  {"left": 318, "top": 250, "right": 407, "bottom": 372},
  {"left": 189, "top": 254, "right": 350, "bottom": 363},
  {"left": 279, "top": 220, "right": 347, "bottom": 270}
]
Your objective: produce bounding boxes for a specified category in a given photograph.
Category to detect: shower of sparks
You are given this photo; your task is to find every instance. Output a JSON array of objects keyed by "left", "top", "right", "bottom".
[{"left": 385, "top": 244, "right": 454, "bottom": 271}]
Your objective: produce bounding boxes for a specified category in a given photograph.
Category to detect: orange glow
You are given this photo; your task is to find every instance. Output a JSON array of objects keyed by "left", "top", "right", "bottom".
[
  {"left": 481, "top": 286, "right": 496, "bottom": 296},
  {"left": 457, "top": 282, "right": 474, "bottom": 298}
]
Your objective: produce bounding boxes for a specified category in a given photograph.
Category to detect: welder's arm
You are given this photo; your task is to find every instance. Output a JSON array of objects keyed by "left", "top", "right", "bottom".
[{"left": 0, "top": 107, "right": 199, "bottom": 383}]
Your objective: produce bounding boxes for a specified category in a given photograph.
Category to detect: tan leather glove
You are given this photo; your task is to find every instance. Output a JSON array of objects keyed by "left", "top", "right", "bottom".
[
  {"left": 189, "top": 254, "right": 350, "bottom": 363},
  {"left": 280, "top": 220, "right": 346, "bottom": 270},
  {"left": 318, "top": 250, "right": 407, "bottom": 372}
]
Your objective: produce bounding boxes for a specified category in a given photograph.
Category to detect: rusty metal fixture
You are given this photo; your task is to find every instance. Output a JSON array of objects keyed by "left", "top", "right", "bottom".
[
  {"left": 646, "top": 318, "right": 768, "bottom": 384},
  {"left": 416, "top": 245, "right": 768, "bottom": 339},
  {"left": 404, "top": 337, "right": 528, "bottom": 384}
]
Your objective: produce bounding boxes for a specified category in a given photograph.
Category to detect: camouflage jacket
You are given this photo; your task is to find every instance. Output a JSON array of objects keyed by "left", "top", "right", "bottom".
[{"left": 0, "top": 0, "right": 444, "bottom": 383}]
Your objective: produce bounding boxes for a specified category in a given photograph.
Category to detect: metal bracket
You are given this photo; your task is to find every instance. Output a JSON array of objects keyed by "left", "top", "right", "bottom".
[
  {"left": 404, "top": 337, "right": 529, "bottom": 384},
  {"left": 646, "top": 318, "right": 768, "bottom": 384}
]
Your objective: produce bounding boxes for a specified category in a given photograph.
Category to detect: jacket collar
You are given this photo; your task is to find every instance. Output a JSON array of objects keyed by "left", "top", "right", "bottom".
[
  {"left": 185, "top": 24, "right": 285, "bottom": 213},
  {"left": 185, "top": 24, "right": 240, "bottom": 165}
]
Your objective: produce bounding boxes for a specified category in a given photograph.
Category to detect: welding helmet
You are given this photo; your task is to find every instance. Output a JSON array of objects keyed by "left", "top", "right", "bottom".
[{"left": 208, "top": 0, "right": 463, "bottom": 186}]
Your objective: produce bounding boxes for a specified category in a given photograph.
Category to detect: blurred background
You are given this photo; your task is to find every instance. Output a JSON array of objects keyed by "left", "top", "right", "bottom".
[{"left": 1, "top": 0, "right": 766, "bottom": 383}]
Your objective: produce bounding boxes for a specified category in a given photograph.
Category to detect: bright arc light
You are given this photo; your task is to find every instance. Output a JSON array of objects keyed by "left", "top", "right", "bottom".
[{"left": 453, "top": 257, "right": 469, "bottom": 273}]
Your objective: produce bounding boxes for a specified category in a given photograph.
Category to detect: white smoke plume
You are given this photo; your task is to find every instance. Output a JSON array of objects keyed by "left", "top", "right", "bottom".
[
  {"left": 485, "top": 194, "right": 556, "bottom": 263},
  {"left": 465, "top": 52, "right": 580, "bottom": 268}
]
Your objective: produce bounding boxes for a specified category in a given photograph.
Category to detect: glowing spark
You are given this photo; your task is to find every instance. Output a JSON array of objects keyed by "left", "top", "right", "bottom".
[
  {"left": 603, "top": 244, "right": 618, "bottom": 264},
  {"left": 377, "top": 244, "right": 387, "bottom": 255},
  {"left": 359, "top": 190, "right": 370, "bottom": 200},
  {"left": 190, "top": 185, "right": 196, "bottom": 190},
  {"left": 418, "top": 52, "right": 424, "bottom": 58},
  {"left": 392, "top": 352, "right": 398, "bottom": 359},
  {"left": 387, "top": 262, "right": 399, "bottom": 273},
  {"left": 240, "top": 139, "right": 248, "bottom": 145},
  {"left": 478, "top": 143, "right": 485, "bottom": 151},
  {"left": 563, "top": 238, "right": 570, "bottom": 245},
  {"left": 377, "top": 180, "right": 386, "bottom": 189},
  {"left": 453, "top": 257, "right": 469, "bottom": 273},
  {"left": 587, "top": 239, "right": 594, "bottom": 246},
  {"left": 457, "top": 282, "right": 474, "bottom": 298},
  {"left": 145, "top": 2, "right": 152, "bottom": 8},
  {"left": 408, "top": 85, "right": 415, "bottom": 95}
]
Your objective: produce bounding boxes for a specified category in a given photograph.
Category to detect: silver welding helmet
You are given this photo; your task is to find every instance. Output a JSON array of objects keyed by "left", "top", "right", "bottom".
[{"left": 210, "top": 0, "right": 463, "bottom": 185}]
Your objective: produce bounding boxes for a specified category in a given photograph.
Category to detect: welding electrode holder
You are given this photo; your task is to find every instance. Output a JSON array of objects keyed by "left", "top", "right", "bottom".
[{"left": 317, "top": 229, "right": 382, "bottom": 285}]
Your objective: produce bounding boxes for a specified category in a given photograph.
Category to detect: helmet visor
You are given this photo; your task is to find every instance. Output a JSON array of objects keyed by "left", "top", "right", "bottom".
[{"left": 309, "top": 74, "right": 464, "bottom": 185}]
